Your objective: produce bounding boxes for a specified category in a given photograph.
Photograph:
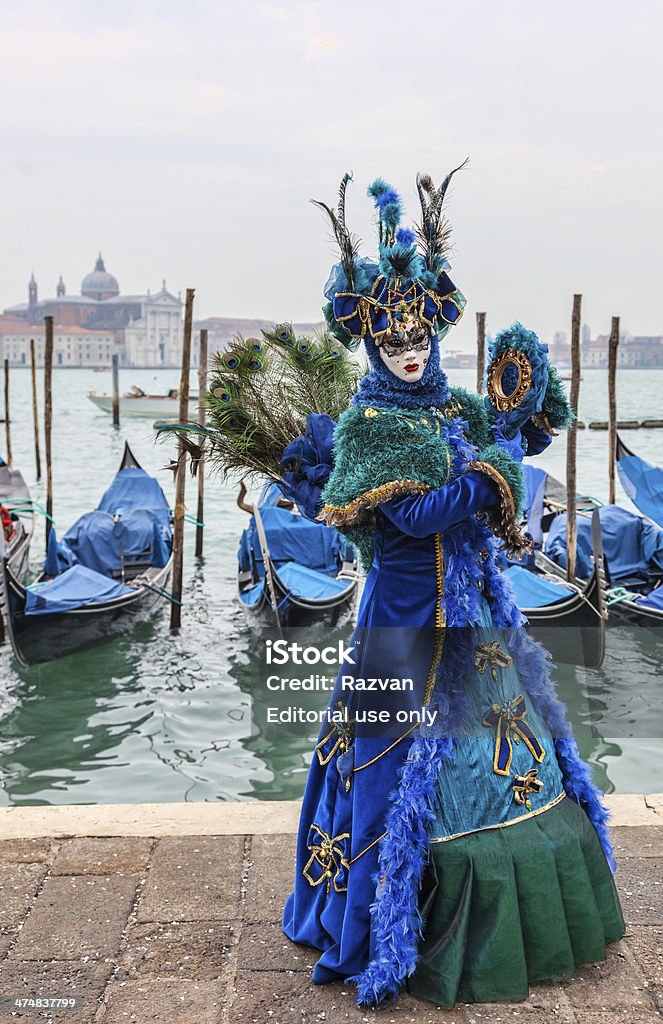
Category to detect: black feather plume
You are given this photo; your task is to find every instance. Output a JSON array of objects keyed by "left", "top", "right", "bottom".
[
  {"left": 415, "top": 159, "right": 468, "bottom": 273},
  {"left": 311, "top": 172, "right": 359, "bottom": 289}
]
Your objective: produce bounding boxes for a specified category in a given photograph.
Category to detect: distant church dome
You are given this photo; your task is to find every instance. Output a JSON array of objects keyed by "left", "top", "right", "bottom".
[{"left": 81, "top": 254, "right": 119, "bottom": 300}]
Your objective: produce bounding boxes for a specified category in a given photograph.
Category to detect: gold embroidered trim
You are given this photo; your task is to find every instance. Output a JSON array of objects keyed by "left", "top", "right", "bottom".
[
  {"left": 352, "top": 726, "right": 417, "bottom": 773},
  {"left": 467, "top": 460, "right": 532, "bottom": 558},
  {"left": 319, "top": 479, "right": 431, "bottom": 527},
  {"left": 429, "top": 791, "right": 566, "bottom": 844},
  {"left": 348, "top": 830, "right": 388, "bottom": 865},
  {"left": 303, "top": 823, "right": 350, "bottom": 894},
  {"left": 423, "top": 532, "right": 446, "bottom": 706}
]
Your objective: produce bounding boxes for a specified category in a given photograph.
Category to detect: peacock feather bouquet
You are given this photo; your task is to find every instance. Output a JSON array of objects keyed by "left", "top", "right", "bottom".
[{"left": 157, "top": 324, "right": 364, "bottom": 484}]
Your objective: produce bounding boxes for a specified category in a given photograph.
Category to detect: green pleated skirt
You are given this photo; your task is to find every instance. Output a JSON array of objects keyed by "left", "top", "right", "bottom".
[{"left": 407, "top": 796, "right": 625, "bottom": 1007}]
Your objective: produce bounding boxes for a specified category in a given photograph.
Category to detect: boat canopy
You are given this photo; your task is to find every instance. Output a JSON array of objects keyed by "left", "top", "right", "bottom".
[
  {"left": 617, "top": 446, "right": 663, "bottom": 530},
  {"left": 635, "top": 585, "right": 663, "bottom": 611},
  {"left": 46, "top": 508, "right": 171, "bottom": 579},
  {"left": 545, "top": 505, "right": 663, "bottom": 583},
  {"left": 25, "top": 564, "right": 132, "bottom": 616},
  {"left": 238, "top": 506, "right": 354, "bottom": 581},
  {"left": 522, "top": 465, "right": 548, "bottom": 547},
  {"left": 42, "top": 458, "right": 172, "bottom": 586},
  {"left": 502, "top": 564, "right": 576, "bottom": 608}
]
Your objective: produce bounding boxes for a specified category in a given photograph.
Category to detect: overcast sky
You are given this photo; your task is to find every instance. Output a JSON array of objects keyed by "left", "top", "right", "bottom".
[{"left": 2, "top": 1, "right": 661, "bottom": 348}]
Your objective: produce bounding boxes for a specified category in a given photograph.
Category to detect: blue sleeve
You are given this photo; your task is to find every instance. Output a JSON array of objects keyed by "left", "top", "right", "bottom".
[{"left": 380, "top": 470, "right": 499, "bottom": 539}]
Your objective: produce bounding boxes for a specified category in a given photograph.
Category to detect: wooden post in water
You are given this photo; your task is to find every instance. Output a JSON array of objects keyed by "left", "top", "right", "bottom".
[
  {"left": 30, "top": 338, "right": 42, "bottom": 480},
  {"left": 170, "top": 288, "right": 195, "bottom": 630},
  {"left": 608, "top": 316, "right": 620, "bottom": 505},
  {"left": 111, "top": 353, "right": 120, "bottom": 427},
  {"left": 476, "top": 312, "right": 486, "bottom": 394},
  {"left": 195, "top": 328, "right": 208, "bottom": 558},
  {"left": 3, "top": 359, "right": 11, "bottom": 467},
  {"left": 44, "top": 316, "right": 54, "bottom": 550},
  {"left": 566, "top": 294, "right": 582, "bottom": 583}
]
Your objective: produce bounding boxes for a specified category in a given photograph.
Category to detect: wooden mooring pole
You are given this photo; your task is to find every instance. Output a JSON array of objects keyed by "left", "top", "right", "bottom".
[
  {"left": 566, "top": 295, "right": 582, "bottom": 583},
  {"left": 195, "top": 328, "right": 208, "bottom": 559},
  {"left": 608, "top": 316, "right": 620, "bottom": 505},
  {"left": 44, "top": 316, "right": 54, "bottom": 550},
  {"left": 4, "top": 358, "right": 11, "bottom": 467},
  {"left": 476, "top": 312, "right": 486, "bottom": 394},
  {"left": 170, "top": 288, "right": 195, "bottom": 631},
  {"left": 30, "top": 338, "right": 42, "bottom": 480},
  {"left": 111, "top": 353, "right": 120, "bottom": 427}
]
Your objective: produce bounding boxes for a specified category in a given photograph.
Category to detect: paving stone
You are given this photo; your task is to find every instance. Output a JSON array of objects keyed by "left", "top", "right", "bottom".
[
  {"left": 625, "top": 926, "right": 663, "bottom": 992},
  {"left": 0, "top": 838, "right": 58, "bottom": 863},
  {"left": 0, "top": 862, "right": 47, "bottom": 932},
  {"left": 119, "top": 920, "right": 234, "bottom": 981},
  {"left": 101, "top": 977, "right": 222, "bottom": 1023},
  {"left": 461, "top": 991, "right": 576, "bottom": 1022},
  {"left": 244, "top": 833, "right": 296, "bottom": 923},
  {"left": 9, "top": 874, "right": 138, "bottom": 961},
  {"left": 561, "top": 943, "right": 655, "bottom": 1011},
  {"left": 237, "top": 921, "right": 317, "bottom": 973},
  {"left": 612, "top": 828, "right": 663, "bottom": 859},
  {"left": 136, "top": 836, "right": 243, "bottom": 923},
  {"left": 0, "top": 958, "right": 112, "bottom": 1022},
  {"left": 52, "top": 837, "right": 153, "bottom": 876},
  {"left": 574, "top": 1012, "right": 661, "bottom": 1023},
  {"left": 616, "top": 858, "right": 663, "bottom": 925},
  {"left": 0, "top": 929, "right": 16, "bottom": 958},
  {"left": 230, "top": 971, "right": 470, "bottom": 1023}
]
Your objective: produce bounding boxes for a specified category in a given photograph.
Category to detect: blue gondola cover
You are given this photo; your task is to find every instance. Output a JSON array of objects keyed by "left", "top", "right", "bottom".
[
  {"left": 546, "top": 505, "right": 663, "bottom": 582},
  {"left": 238, "top": 506, "right": 353, "bottom": 582},
  {"left": 503, "top": 564, "right": 575, "bottom": 608},
  {"left": 26, "top": 565, "right": 133, "bottom": 616},
  {"left": 617, "top": 451, "right": 663, "bottom": 531}
]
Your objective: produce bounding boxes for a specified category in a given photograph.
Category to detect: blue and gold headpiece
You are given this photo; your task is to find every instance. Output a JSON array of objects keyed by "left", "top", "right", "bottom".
[{"left": 313, "top": 166, "right": 468, "bottom": 353}]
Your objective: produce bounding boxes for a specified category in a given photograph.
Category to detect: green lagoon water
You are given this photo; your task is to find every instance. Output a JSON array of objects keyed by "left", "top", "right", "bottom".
[{"left": 0, "top": 366, "right": 662, "bottom": 806}]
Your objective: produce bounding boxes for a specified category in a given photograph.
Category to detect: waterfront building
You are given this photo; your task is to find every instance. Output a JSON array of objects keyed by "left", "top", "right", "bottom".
[{"left": 1, "top": 257, "right": 182, "bottom": 367}]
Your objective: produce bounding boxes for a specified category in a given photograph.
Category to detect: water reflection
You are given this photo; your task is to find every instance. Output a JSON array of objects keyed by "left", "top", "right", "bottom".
[{"left": 1, "top": 367, "right": 663, "bottom": 804}]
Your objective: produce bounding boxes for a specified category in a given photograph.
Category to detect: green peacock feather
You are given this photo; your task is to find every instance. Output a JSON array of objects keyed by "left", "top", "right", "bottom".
[{"left": 158, "top": 327, "right": 364, "bottom": 482}]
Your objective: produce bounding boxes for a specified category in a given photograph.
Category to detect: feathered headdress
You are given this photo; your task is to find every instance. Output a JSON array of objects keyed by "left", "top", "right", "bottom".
[{"left": 313, "top": 165, "right": 468, "bottom": 353}]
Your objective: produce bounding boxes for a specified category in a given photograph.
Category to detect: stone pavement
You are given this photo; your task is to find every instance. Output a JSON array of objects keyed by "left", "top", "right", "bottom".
[{"left": 0, "top": 819, "right": 661, "bottom": 1023}]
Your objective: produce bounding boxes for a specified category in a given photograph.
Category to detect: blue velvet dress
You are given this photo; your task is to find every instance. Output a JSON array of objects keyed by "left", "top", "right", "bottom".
[{"left": 282, "top": 415, "right": 624, "bottom": 1008}]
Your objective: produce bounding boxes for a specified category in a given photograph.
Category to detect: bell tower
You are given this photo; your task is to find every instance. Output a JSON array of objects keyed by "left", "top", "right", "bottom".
[{"left": 28, "top": 272, "right": 38, "bottom": 311}]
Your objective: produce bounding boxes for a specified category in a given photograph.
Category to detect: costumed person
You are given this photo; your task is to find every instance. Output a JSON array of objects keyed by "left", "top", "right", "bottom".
[{"left": 280, "top": 167, "right": 625, "bottom": 1008}]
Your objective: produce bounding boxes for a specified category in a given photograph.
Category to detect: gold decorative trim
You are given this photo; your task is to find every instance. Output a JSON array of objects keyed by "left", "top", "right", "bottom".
[
  {"left": 429, "top": 791, "right": 566, "bottom": 844},
  {"left": 486, "top": 348, "right": 533, "bottom": 413},
  {"left": 348, "top": 830, "right": 388, "bottom": 866},
  {"left": 352, "top": 726, "right": 417, "bottom": 773},
  {"left": 319, "top": 479, "right": 432, "bottom": 527},
  {"left": 303, "top": 823, "right": 350, "bottom": 894},
  {"left": 423, "top": 532, "right": 446, "bottom": 706},
  {"left": 467, "top": 460, "right": 532, "bottom": 557}
]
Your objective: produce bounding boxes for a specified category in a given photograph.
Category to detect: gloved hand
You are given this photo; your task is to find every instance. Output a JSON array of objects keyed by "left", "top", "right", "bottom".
[
  {"left": 521, "top": 418, "right": 553, "bottom": 456},
  {"left": 490, "top": 417, "right": 525, "bottom": 463}
]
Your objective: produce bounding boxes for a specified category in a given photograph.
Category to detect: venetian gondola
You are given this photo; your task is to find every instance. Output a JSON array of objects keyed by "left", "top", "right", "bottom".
[
  {"left": 544, "top": 502, "right": 663, "bottom": 632},
  {"left": 0, "top": 443, "right": 173, "bottom": 667},
  {"left": 0, "top": 458, "right": 35, "bottom": 580},
  {"left": 237, "top": 482, "right": 358, "bottom": 629},
  {"left": 503, "top": 494, "right": 607, "bottom": 669}
]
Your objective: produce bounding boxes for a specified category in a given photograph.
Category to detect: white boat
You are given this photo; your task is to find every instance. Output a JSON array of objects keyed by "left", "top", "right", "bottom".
[{"left": 88, "top": 385, "right": 199, "bottom": 418}]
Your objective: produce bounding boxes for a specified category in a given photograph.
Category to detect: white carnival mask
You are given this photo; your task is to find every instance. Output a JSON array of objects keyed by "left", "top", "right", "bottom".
[{"left": 378, "top": 320, "right": 431, "bottom": 383}]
